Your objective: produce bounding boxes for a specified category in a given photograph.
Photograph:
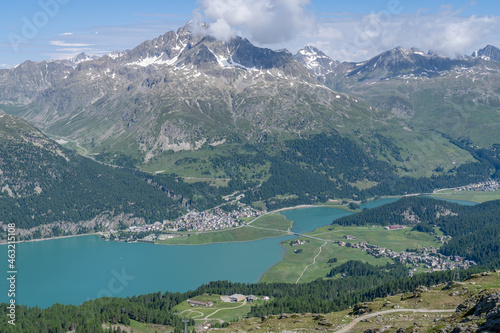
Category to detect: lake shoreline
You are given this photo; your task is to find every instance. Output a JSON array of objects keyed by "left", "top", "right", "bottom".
[
  {"left": 0, "top": 232, "right": 98, "bottom": 245},
  {"left": 2, "top": 194, "right": 481, "bottom": 246}
]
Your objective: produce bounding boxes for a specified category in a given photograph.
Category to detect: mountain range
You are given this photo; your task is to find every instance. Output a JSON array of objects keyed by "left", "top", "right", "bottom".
[
  {"left": 2, "top": 23, "right": 498, "bottom": 179},
  {"left": 0, "top": 22, "right": 499, "bottom": 200}
]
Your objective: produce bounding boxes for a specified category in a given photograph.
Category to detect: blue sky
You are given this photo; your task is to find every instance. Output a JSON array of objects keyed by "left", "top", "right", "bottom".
[{"left": 1, "top": 0, "right": 499, "bottom": 68}]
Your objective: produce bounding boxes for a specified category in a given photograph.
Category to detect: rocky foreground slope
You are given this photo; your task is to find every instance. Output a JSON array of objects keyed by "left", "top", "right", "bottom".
[{"left": 211, "top": 272, "right": 500, "bottom": 333}]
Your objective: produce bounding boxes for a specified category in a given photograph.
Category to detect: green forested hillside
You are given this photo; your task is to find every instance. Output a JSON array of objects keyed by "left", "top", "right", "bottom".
[
  {"left": 241, "top": 132, "right": 495, "bottom": 209},
  {"left": 0, "top": 112, "right": 232, "bottom": 237}
]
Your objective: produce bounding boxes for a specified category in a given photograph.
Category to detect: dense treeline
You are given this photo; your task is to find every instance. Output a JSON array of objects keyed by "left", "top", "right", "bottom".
[
  {"left": 0, "top": 143, "right": 186, "bottom": 229},
  {"left": 334, "top": 197, "right": 500, "bottom": 267},
  {"left": 241, "top": 132, "right": 496, "bottom": 209},
  {"left": 438, "top": 199, "right": 500, "bottom": 266},
  {"left": 281, "top": 132, "right": 395, "bottom": 183},
  {"left": 242, "top": 132, "right": 395, "bottom": 208},
  {"left": 0, "top": 291, "right": 193, "bottom": 333},
  {"left": 326, "top": 261, "right": 407, "bottom": 278},
  {"left": 334, "top": 196, "right": 462, "bottom": 227}
]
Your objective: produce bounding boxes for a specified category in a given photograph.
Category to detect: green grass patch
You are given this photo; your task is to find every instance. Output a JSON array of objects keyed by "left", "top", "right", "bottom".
[
  {"left": 141, "top": 144, "right": 271, "bottom": 180},
  {"left": 430, "top": 190, "right": 500, "bottom": 203},
  {"left": 312, "top": 225, "right": 440, "bottom": 252},
  {"left": 156, "top": 226, "right": 286, "bottom": 245},
  {"left": 260, "top": 237, "right": 392, "bottom": 283},
  {"left": 350, "top": 180, "right": 379, "bottom": 190},
  {"left": 250, "top": 213, "right": 293, "bottom": 231},
  {"left": 261, "top": 224, "right": 441, "bottom": 283},
  {"left": 172, "top": 295, "right": 256, "bottom": 324},
  {"left": 129, "top": 320, "right": 172, "bottom": 333}
]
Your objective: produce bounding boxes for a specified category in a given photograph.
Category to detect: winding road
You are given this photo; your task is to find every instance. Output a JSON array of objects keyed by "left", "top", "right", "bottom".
[{"left": 333, "top": 308, "right": 456, "bottom": 333}]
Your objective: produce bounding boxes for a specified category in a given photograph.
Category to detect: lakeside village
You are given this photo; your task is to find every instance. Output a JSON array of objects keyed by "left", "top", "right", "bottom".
[
  {"left": 453, "top": 179, "right": 499, "bottom": 192},
  {"left": 102, "top": 203, "right": 263, "bottom": 242},
  {"left": 327, "top": 231, "right": 475, "bottom": 276}
]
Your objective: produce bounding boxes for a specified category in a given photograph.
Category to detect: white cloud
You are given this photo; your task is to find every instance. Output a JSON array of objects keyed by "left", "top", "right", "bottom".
[
  {"left": 194, "top": 0, "right": 316, "bottom": 44},
  {"left": 301, "top": 11, "right": 500, "bottom": 62},
  {"left": 192, "top": 1, "right": 499, "bottom": 62},
  {"left": 50, "top": 41, "right": 94, "bottom": 47},
  {"left": 60, "top": 32, "right": 73, "bottom": 36}
]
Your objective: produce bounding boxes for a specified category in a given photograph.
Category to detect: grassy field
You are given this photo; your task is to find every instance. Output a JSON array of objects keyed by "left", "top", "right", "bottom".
[
  {"left": 171, "top": 294, "right": 264, "bottom": 324},
  {"left": 130, "top": 320, "right": 172, "bottom": 333},
  {"left": 261, "top": 224, "right": 441, "bottom": 284},
  {"left": 250, "top": 213, "right": 293, "bottom": 231},
  {"left": 156, "top": 226, "right": 285, "bottom": 245},
  {"left": 312, "top": 225, "right": 440, "bottom": 252},
  {"left": 141, "top": 144, "right": 272, "bottom": 180},
  {"left": 431, "top": 189, "right": 500, "bottom": 203},
  {"left": 260, "top": 238, "right": 392, "bottom": 283},
  {"left": 156, "top": 213, "right": 292, "bottom": 245}
]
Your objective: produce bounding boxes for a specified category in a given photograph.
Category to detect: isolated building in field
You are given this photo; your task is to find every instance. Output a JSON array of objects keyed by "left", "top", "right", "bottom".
[
  {"left": 187, "top": 299, "right": 213, "bottom": 307},
  {"left": 246, "top": 295, "right": 257, "bottom": 303},
  {"left": 229, "top": 294, "right": 246, "bottom": 302}
]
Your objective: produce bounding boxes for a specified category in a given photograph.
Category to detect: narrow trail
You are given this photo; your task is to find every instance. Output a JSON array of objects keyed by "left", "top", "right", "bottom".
[
  {"left": 295, "top": 240, "right": 328, "bottom": 284},
  {"left": 179, "top": 309, "right": 204, "bottom": 318},
  {"left": 334, "top": 308, "right": 456, "bottom": 333}
]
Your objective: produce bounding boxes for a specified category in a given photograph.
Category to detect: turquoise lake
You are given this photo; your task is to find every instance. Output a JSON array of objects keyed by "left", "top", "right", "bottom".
[
  {"left": 0, "top": 196, "right": 474, "bottom": 308},
  {"left": 0, "top": 235, "right": 294, "bottom": 308}
]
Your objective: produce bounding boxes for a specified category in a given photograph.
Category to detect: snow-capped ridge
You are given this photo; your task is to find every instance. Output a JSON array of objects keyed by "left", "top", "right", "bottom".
[
  {"left": 294, "top": 45, "right": 339, "bottom": 76},
  {"left": 107, "top": 50, "right": 129, "bottom": 59},
  {"left": 69, "top": 53, "right": 98, "bottom": 64},
  {"left": 472, "top": 45, "right": 500, "bottom": 62}
]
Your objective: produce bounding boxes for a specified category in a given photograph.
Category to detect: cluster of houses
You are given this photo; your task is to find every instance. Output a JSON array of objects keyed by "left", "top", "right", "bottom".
[
  {"left": 165, "top": 205, "right": 261, "bottom": 232},
  {"left": 127, "top": 222, "right": 163, "bottom": 233},
  {"left": 337, "top": 240, "right": 476, "bottom": 273},
  {"left": 455, "top": 180, "right": 499, "bottom": 192},
  {"left": 104, "top": 204, "right": 264, "bottom": 242},
  {"left": 384, "top": 225, "right": 407, "bottom": 230}
]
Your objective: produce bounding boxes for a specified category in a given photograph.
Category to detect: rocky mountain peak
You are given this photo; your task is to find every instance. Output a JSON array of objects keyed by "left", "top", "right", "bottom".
[
  {"left": 472, "top": 45, "right": 500, "bottom": 62},
  {"left": 69, "top": 53, "right": 99, "bottom": 64},
  {"left": 346, "top": 46, "right": 473, "bottom": 81},
  {"left": 294, "top": 45, "right": 339, "bottom": 77},
  {"left": 118, "top": 22, "right": 207, "bottom": 68}
]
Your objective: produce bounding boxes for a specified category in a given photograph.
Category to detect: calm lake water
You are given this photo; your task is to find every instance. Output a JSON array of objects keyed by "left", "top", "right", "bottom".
[
  {"left": 0, "top": 196, "right": 474, "bottom": 308},
  {"left": 424, "top": 196, "right": 477, "bottom": 206},
  {"left": 0, "top": 235, "right": 292, "bottom": 308}
]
